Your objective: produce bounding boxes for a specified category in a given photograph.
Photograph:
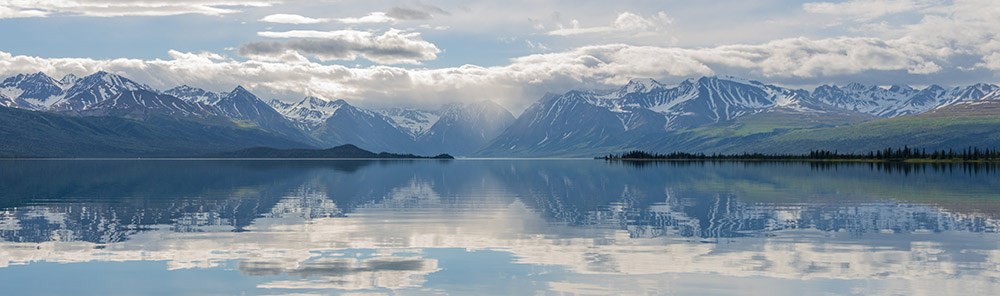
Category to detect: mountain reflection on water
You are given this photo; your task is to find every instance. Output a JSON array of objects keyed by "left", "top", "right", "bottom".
[{"left": 0, "top": 160, "right": 998, "bottom": 295}]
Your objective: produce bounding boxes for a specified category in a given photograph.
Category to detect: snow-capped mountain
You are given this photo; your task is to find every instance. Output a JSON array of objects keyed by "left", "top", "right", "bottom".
[
  {"left": 811, "top": 83, "right": 999, "bottom": 117},
  {"left": 480, "top": 76, "right": 859, "bottom": 156},
  {"left": 271, "top": 96, "right": 346, "bottom": 130},
  {"left": 895, "top": 85, "right": 950, "bottom": 116},
  {"left": 272, "top": 98, "right": 514, "bottom": 155},
  {"left": 503, "top": 76, "right": 817, "bottom": 139},
  {"left": 0, "top": 72, "right": 68, "bottom": 109},
  {"left": 811, "top": 82, "right": 918, "bottom": 117},
  {"left": 3, "top": 70, "right": 999, "bottom": 157},
  {"left": 417, "top": 101, "right": 516, "bottom": 155},
  {"left": 49, "top": 71, "right": 155, "bottom": 112},
  {"left": 309, "top": 99, "right": 419, "bottom": 153},
  {"left": 0, "top": 93, "right": 12, "bottom": 107},
  {"left": 611, "top": 78, "right": 665, "bottom": 97},
  {"left": 76, "top": 89, "right": 218, "bottom": 120},
  {"left": 213, "top": 86, "right": 308, "bottom": 139},
  {"left": 642, "top": 76, "right": 814, "bottom": 127},
  {"left": 377, "top": 108, "right": 441, "bottom": 138},
  {"left": 59, "top": 73, "right": 79, "bottom": 86},
  {"left": 935, "top": 83, "right": 1000, "bottom": 107},
  {"left": 164, "top": 85, "right": 224, "bottom": 105},
  {"left": 481, "top": 91, "right": 638, "bottom": 156}
]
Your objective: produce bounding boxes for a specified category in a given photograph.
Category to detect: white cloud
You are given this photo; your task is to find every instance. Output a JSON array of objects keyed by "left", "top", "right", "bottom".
[
  {"left": 0, "top": 6, "right": 47, "bottom": 18},
  {"left": 240, "top": 29, "right": 441, "bottom": 65},
  {"left": 548, "top": 11, "right": 671, "bottom": 36},
  {"left": 977, "top": 53, "right": 1000, "bottom": 71},
  {"left": 803, "top": 0, "right": 938, "bottom": 20},
  {"left": 385, "top": 4, "right": 449, "bottom": 20},
  {"left": 418, "top": 24, "right": 450, "bottom": 30},
  {"left": 0, "top": 37, "right": 940, "bottom": 113},
  {"left": 0, "top": 0, "right": 276, "bottom": 18},
  {"left": 261, "top": 10, "right": 435, "bottom": 26},
  {"left": 0, "top": 1, "right": 997, "bottom": 113},
  {"left": 260, "top": 14, "right": 329, "bottom": 24},
  {"left": 337, "top": 12, "right": 396, "bottom": 24},
  {"left": 709, "top": 37, "right": 942, "bottom": 77}
]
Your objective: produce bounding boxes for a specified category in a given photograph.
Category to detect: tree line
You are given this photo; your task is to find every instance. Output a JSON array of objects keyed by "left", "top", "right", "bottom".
[{"left": 602, "top": 146, "right": 1000, "bottom": 161}]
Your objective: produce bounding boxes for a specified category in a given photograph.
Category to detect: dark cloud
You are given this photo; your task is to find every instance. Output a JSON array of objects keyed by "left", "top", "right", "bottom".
[
  {"left": 238, "top": 30, "right": 441, "bottom": 64},
  {"left": 386, "top": 7, "right": 432, "bottom": 20},
  {"left": 414, "top": 1, "right": 450, "bottom": 16},
  {"left": 386, "top": 2, "right": 449, "bottom": 20}
]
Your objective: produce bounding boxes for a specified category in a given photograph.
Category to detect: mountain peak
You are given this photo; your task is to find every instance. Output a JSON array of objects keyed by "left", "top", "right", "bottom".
[
  {"left": 888, "top": 85, "right": 915, "bottom": 93},
  {"left": 226, "top": 85, "right": 259, "bottom": 99},
  {"left": 608, "top": 78, "right": 662, "bottom": 98},
  {"left": 616, "top": 78, "right": 664, "bottom": 95},
  {"left": 164, "top": 85, "right": 223, "bottom": 105},
  {"left": 2, "top": 71, "right": 56, "bottom": 86},
  {"left": 843, "top": 82, "right": 868, "bottom": 90},
  {"left": 28, "top": 71, "right": 52, "bottom": 79},
  {"left": 79, "top": 71, "right": 146, "bottom": 89},
  {"left": 923, "top": 84, "right": 945, "bottom": 92},
  {"left": 298, "top": 96, "right": 327, "bottom": 105},
  {"left": 60, "top": 73, "right": 79, "bottom": 85},
  {"left": 715, "top": 75, "right": 763, "bottom": 85},
  {"left": 970, "top": 82, "right": 998, "bottom": 91}
]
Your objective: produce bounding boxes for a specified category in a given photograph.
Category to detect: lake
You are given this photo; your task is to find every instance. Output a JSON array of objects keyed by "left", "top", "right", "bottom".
[{"left": 0, "top": 159, "right": 998, "bottom": 295}]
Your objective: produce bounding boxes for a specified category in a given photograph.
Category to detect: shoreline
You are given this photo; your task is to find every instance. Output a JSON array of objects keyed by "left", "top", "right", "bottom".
[{"left": 602, "top": 158, "right": 1000, "bottom": 163}]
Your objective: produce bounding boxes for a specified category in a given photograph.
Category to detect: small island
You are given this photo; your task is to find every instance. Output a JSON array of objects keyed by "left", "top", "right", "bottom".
[
  {"left": 209, "top": 144, "right": 454, "bottom": 159},
  {"left": 601, "top": 147, "right": 1000, "bottom": 163}
]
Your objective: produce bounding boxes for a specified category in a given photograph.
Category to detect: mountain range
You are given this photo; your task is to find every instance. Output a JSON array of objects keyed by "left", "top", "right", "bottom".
[
  {"left": 478, "top": 76, "right": 1000, "bottom": 156},
  {"left": 0, "top": 71, "right": 515, "bottom": 157},
  {"left": 1, "top": 71, "right": 998, "bottom": 157}
]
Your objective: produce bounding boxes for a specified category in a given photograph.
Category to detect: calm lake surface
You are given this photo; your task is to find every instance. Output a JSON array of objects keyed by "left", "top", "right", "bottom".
[{"left": 0, "top": 159, "right": 998, "bottom": 295}]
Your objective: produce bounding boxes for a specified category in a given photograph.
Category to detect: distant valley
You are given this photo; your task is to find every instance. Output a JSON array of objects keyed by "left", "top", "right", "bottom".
[{"left": 1, "top": 71, "right": 998, "bottom": 157}]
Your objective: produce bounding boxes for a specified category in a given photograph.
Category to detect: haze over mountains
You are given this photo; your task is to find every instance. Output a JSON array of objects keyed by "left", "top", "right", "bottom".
[
  {"left": 1, "top": 71, "right": 998, "bottom": 157},
  {"left": 481, "top": 76, "right": 1000, "bottom": 156}
]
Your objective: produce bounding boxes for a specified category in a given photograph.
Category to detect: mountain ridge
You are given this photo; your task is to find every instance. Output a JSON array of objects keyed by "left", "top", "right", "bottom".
[{"left": 1, "top": 71, "right": 998, "bottom": 158}]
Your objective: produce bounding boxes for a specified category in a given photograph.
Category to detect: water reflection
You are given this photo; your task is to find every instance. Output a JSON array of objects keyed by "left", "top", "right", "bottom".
[{"left": 0, "top": 160, "right": 998, "bottom": 295}]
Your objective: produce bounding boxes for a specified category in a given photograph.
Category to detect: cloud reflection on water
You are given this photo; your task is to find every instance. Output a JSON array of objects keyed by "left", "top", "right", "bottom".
[{"left": 0, "top": 160, "right": 998, "bottom": 295}]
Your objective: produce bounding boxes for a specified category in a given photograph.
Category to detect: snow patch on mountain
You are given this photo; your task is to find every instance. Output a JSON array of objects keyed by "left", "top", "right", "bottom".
[
  {"left": 48, "top": 71, "right": 156, "bottom": 111},
  {"left": 377, "top": 108, "right": 441, "bottom": 138},
  {"left": 273, "top": 96, "right": 346, "bottom": 129},
  {"left": 610, "top": 78, "right": 665, "bottom": 97},
  {"left": 0, "top": 93, "right": 12, "bottom": 107},
  {"left": 0, "top": 87, "right": 23, "bottom": 101},
  {"left": 164, "top": 85, "right": 224, "bottom": 105}
]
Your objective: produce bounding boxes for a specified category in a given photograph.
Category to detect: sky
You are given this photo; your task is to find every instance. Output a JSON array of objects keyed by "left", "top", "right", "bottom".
[{"left": 0, "top": 0, "right": 998, "bottom": 113}]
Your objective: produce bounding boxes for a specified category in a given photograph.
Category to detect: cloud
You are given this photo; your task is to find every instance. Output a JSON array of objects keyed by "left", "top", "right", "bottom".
[
  {"left": 0, "top": 6, "right": 48, "bottom": 18},
  {"left": 0, "top": 0, "right": 276, "bottom": 18},
  {"left": 386, "top": 7, "right": 431, "bottom": 20},
  {"left": 0, "top": 37, "right": 947, "bottom": 113},
  {"left": 0, "top": 1, "right": 996, "bottom": 113},
  {"left": 385, "top": 2, "right": 449, "bottom": 20},
  {"left": 260, "top": 14, "right": 329, "bottom": 24},
  {"left": 336, "top": 12, "right": 395, "bottom": 24},
  {"left": 240, "top": 29, "right": 441, "bottom": 64},
  {"left": 548, "top": 12, "right": 672, "bottom": 36},
  {"left": 263, "top": 12, "right": 401, "bottom": 25},
  {"left": 708, "top": 37, "right": 944, "bottom": 77},
  {"left": 803, "top": 0, "right": 938, "bottom": 20},
  {"left": 976, "top": 53, "right": 1000, "bottom": 71}
]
